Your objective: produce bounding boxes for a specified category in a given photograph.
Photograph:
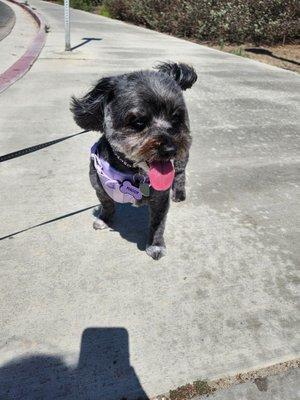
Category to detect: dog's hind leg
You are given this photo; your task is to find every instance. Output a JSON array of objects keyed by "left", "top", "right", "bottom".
[
  {"left": 90, "top": 161, "right": 115, "bottom": 230},
  {"left": 172, "top": 152, "right": 189, "bottom": 202},
  {"left": 93, "top": 188, "right": 115, "bottom": 230}
]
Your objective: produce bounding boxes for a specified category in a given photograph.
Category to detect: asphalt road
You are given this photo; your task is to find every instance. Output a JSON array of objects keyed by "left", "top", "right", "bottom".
[
  {"left": 0, "top": 0, "right": 37, "bottom": 75},
  {"left": 0, "top": 0, "right": 15, "bottom": 41},
  {"left": 0, "top": 1, "right": 299, "bottom": 399}
]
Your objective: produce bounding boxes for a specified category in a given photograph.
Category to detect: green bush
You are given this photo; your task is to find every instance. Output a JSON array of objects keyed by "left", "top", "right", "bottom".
[
  {"left": 72, "top": 0, "right": 93, "bottom": 11},
  {"left": 103, "top": 0, "right": 299, "bottom": 44},
  {"left": 99, "top": 4, "right": 111, "bottom": 17},
  {"left": 61, "top": 0, "right": 104, "bottom": 12}
]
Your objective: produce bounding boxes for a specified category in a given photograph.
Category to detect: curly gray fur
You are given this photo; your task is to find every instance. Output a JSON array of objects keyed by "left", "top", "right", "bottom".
[{"left": 71, "top": 62, "right": 197, "bottom": 260}]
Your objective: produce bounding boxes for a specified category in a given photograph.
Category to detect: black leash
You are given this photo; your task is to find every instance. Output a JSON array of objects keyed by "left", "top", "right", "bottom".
[
  {"left": 0, "top": 205, "right": 97, "bottom": 241},
  {"left": 0, "top": 130, "right": 90, "bottom": 163},
  {"left": 0, "top": 130, "right": 95, "bottom": 240}
]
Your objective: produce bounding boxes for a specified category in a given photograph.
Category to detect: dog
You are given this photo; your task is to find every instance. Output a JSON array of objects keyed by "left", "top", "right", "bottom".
[{"left": 71, "top": 62, "right": 197, "bottom": 260}]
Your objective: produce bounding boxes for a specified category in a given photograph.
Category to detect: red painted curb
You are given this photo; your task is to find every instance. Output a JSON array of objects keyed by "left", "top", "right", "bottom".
[{"left": 0, "top": 0, "right": 47, "bottom": 94}]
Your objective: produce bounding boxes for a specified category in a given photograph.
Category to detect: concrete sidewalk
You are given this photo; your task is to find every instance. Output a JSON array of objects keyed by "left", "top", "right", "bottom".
[{"left": 0, "top": 1, "right": 299, "bottom": 398}]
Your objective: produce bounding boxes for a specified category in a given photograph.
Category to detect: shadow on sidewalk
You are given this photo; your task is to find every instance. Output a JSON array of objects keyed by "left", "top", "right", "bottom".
[
  {"left": 101, "top": 203, "right": 149, "bottom": 251},
  {"left": 245, "top": 47, "right": 300, "bottom": 67},
  {"left": 71, "top": 37, "right": 102, "bottom": 51},
  {"left": 0, "top": 327, "right": 149, "bottom": 400},
  {"left": 0, "top": 205, "right": 98, "bottom": 241},
  {"left": 1, "top": 203, "right": 149, "bottom": 251}
]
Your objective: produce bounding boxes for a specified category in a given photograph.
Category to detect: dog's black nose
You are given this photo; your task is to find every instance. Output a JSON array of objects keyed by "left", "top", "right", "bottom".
[{"left": 159, "top": 144, "right": 177, "bottom": 158}]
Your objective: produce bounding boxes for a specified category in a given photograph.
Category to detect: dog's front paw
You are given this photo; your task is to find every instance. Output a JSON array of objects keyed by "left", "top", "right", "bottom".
[
  {"left": 146, "top": 245, "right": 166, "bottom": 260},
  {"left": 172, "top": 188, "right": 186, "bottom": 202},
  {"left": 93, "top": 218, "right": 109, "bottom": 230}
]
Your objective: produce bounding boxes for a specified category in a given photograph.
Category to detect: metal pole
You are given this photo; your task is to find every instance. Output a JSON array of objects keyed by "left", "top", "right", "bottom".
[{"left": 64, "top": 0, "right": 71, "bottom": 51}]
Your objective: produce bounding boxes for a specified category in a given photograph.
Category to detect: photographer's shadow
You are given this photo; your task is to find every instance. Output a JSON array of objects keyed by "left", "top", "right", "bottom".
[{"left": 0, "top": 328, "right": 148, "bottom": 400}]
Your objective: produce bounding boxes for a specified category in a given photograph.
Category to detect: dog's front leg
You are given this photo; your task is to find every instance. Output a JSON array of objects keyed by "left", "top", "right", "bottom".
[
  {"left": 172, "top": 152, "right": 189, "bottom": 202},
  {"left": 146, "top": 190, "right": 170, "bottom": 260}
]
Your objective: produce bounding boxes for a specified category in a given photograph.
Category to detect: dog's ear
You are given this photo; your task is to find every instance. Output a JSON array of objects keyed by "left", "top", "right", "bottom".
[
  {"left": 155, "top": 62, "right": 197, "bottom": 90},
  {"left": 70, "top": 77, "right": 115, "bottom": 131}
]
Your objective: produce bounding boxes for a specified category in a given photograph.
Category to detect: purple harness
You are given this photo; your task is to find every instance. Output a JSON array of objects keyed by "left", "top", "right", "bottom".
[{"left": 91, "top": 142, "right": 149, "bottom": 204}]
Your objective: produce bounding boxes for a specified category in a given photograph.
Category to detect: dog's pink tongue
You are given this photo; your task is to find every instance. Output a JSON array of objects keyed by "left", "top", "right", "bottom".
[{"left": 148, "top": 161, "right": 175, "bottom": 191}]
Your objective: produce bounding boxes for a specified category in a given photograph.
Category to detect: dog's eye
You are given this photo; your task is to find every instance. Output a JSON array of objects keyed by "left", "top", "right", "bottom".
[
  {"left": 171, "top": 111, "right": 184, "bottom": 125},
  {"left": 130, "top": 117, "right": 148, "bottom": 131}
]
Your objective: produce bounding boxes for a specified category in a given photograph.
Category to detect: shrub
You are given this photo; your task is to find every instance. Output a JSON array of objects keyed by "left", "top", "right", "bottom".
[
  {"left": 99, "top": 4, "right": 111, "bottom": 17},
  {"left": 103, "top": 0, "right": 300, "bottom": 44},
  {"left": 62, "top": 0, "right": 104, "bottom": 12},
  {"left": 72, "top": 0, "right": 93, "bottom": 11}
]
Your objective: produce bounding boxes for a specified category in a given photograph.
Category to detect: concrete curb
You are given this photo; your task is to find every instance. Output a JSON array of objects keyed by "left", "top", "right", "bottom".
[
  {"left": 0, "top": 0, "right": 47, "bottom": 94},
  {"left": 152, "top": 358, "right": 300, "bottom": 399}
]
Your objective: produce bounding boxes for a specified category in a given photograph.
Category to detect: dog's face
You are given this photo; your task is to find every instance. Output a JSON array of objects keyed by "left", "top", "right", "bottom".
[
  {"left": 104, "top": 72, "right": 191, "bottom": 164},
  {"left": 71, "top": 62, "right": 197, "bottom": 165}
]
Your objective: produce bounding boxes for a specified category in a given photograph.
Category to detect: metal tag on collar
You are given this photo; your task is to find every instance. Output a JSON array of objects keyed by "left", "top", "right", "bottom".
[
  {"left": 133, "top": 173, "right": 150, "bottom": 197},
  {"left": 139, "top": 182, "right": 150, "bottom": 197}
]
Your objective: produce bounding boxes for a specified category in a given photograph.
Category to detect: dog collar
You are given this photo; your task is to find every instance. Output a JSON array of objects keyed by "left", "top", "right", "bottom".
[
  {"left": 91, "top": 142, "right": 150, "bottom": 204},
  {"left": 110, "top": 146, "right": 136, "bottom": 169}
]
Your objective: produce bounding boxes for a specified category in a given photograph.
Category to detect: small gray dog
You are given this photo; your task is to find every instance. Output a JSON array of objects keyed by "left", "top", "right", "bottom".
[{"left": 71, "top": 62, "right": 197, "bottom": 260}]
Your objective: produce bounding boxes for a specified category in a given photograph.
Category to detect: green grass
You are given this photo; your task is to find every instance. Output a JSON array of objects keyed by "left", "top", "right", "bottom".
[
  {"left": 218, "top": 38, "right": 225, "bottom": 50},
  {"left": 230, "top": 47, "right": 249, "bottom": 57},
  {"left": 99, "top": 4, "right": 111, "bottom": 17},
  {"left": 50, "top": 0, "right": 112, "bottom": 16},
  {"left": 194, "top": 379, "right": 215, "bottom": 395}
]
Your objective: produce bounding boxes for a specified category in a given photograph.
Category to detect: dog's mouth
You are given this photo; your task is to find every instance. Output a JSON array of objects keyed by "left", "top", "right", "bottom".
[
  {"left": 131, "top": 138, "right": 177, "bottom": 190},
  {"left": 147, "top": 160, "right": 175, "bottom": 191}
]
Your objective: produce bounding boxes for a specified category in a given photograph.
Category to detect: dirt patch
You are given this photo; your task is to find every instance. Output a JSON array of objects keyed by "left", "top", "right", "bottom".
[
  {"left": 209, "top": 42, "right": 300, "bottom": 74},
  {"left": 168, "top": 380, "right": 216, "bottom": 400}
]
